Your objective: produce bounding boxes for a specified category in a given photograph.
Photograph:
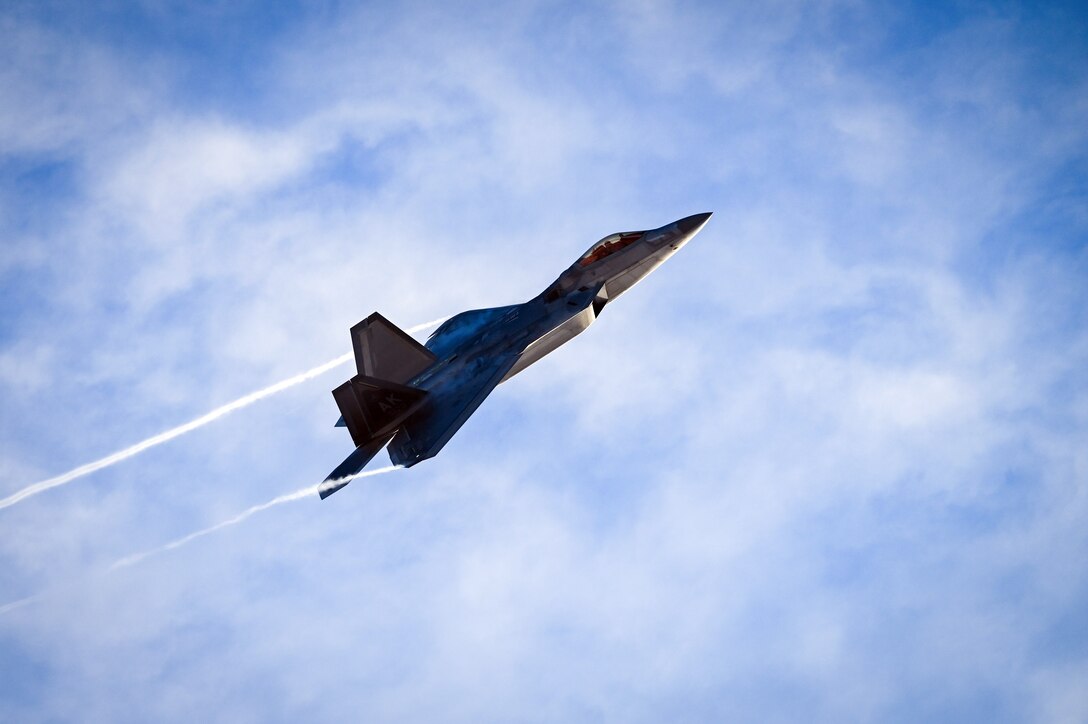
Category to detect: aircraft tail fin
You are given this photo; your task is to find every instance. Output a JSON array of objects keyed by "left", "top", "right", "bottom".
[
  {"left": 332, "top": 375, "right": 427, "bottom": 448},
  {"left": 324, "top": 313, "right": 436, "bottom": 497},
  {"left": 351, "top": 312, "right": 437, "bottom": 384}
]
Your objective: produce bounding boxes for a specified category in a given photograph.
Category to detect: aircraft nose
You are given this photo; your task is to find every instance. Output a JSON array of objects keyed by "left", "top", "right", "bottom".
[{"left": 676, "top": 212, "right": 712, "bottom": 236}]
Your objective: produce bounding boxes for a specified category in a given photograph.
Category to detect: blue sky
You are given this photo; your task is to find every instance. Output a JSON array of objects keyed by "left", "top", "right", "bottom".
[{"left": 1, "top": 1, "right": 1086, "bottom": 721}]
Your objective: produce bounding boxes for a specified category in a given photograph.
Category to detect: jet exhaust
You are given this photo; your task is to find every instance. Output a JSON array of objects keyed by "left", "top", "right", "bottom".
[{"left": 0, "top": 318, "right": 446, "bottom": 511}]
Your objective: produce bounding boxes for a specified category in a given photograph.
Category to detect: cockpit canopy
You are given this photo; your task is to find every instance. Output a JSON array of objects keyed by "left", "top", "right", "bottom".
[{"left": 577, "top": 231, "right": 643, "bottom": 268}]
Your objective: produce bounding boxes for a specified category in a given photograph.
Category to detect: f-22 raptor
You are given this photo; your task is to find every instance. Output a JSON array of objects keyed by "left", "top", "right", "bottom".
[{"left": 319, "top": 212, "right": 712, "bottom": 498}]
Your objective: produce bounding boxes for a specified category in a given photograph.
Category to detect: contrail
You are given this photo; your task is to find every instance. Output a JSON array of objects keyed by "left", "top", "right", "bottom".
[
  {"left": 109, "top": 465, "right": 400, "bottom": 570},
  {"left": 1, "top": 465, "right": 401, "bottom": 616},
  {"left": 0, "top": 317, "right": 446, "bottom": 511},
  {"left": 0, "top": 593, "right": 42, "bottom": 616}
]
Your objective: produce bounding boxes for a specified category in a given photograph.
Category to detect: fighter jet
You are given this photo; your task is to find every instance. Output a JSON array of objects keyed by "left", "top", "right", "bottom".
[{"left": 319, "top": 212, "right": 712, "bottom": 498}]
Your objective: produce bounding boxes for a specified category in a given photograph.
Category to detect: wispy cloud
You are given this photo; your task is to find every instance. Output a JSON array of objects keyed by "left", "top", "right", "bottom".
[{"left": 1, "top": 1, "right": 1085, "bottom": 722}]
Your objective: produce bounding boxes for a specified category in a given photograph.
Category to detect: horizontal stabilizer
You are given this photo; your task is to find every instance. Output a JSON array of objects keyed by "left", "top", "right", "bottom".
[
  {"left": 332, "top": 375, "right": 427, "bottom": 447},
  {"left": 352, "top": 312, "right": 437, "bottom": 384}
]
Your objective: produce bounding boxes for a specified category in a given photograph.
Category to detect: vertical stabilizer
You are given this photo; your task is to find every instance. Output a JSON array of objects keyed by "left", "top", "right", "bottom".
[{"left": 351, "top": 313, "right": 436, "bottom": 384}]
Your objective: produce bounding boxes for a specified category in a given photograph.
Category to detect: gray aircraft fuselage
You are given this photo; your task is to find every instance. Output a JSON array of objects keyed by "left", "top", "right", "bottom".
[{"left": 320, "top": 212, "right": 712, "bottom": 498}]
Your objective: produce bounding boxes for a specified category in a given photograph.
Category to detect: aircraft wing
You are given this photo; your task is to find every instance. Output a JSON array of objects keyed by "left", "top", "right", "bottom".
[
  {"left": 318, "top": 431, "right": 395, "bottom": 499},
  {"left": 386, "top": 350, "right": 520, "bottom": 467}
]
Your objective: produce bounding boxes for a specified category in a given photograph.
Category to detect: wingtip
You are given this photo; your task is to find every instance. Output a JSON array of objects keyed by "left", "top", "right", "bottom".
[{"left": 317, "top": 479, "right": 348, "bottom": 499}]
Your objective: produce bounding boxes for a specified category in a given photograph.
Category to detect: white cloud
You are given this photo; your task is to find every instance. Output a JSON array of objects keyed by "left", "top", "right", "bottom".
[
  {"left": 101, "top": 119, "right": 327, "bottom": 236},
  {"left": 1, "top": 2, "right": 1086, "bottom": 722},
  {"left": 0, "top": 17, "right": 157, "bottom": 155}
]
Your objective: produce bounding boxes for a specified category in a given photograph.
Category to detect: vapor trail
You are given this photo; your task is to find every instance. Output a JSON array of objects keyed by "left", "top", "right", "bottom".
[
  {"left": 1, "top": 465, "right": 401, "bottom": 616},
  {"left": 109, "top": 465, "right": 399, "bottom": 571},
  {"left": 0, "top": 317, "right": 446, "bottom": 511},
  {"left": 0, "top": 593, "right": 42, "bottom": 616}
]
